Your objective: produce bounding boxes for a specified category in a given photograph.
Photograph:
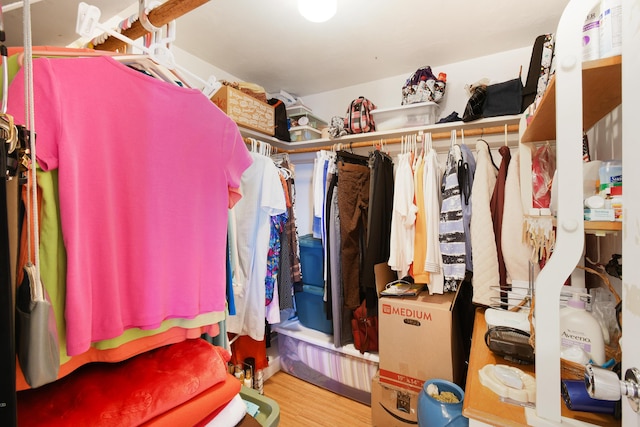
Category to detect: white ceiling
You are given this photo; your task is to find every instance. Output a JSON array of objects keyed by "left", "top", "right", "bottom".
[{"left": 2, "top": 0, "right": 571, "bottom": 97}]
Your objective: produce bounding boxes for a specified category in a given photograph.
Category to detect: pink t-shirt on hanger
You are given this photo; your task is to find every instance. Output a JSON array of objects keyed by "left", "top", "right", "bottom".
[{"left": 8, "top": 56, "right": 253, "bottom": 356}]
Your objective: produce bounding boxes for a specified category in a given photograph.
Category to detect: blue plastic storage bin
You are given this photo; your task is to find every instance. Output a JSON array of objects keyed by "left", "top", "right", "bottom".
[
  {"left": 298, "top": 234, "right": 324, "bottom": 287},
  {"left": 295, "top": 285, "right": 333, "bottom": 334}
]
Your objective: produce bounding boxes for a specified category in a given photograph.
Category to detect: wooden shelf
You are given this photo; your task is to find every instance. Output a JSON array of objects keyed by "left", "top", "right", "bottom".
[
  {"left": 521, "top": 56, "right": 622, "bottom": 143},
  {"left": 463, "top": 308, "right": 619, "bottom": 427},
  {"left": 241, "top": 115, "right": 521, "bottom": 153},
  {"left": 585, "top": 221, "right": 622, "bottom": 233}
]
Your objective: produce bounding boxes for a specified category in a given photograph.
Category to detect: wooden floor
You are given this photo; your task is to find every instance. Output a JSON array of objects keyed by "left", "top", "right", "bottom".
[{"left": 262, "top": 371, "right": 372, "bottom": 427}]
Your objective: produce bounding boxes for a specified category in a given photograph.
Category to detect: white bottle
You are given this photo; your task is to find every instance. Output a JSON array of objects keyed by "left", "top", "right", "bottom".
[
  {"left": 560, "top": 294, "right": 606, "bottom": 365},
  {"left": 599, "top": 0, "right": 622, "bottom": 58},
  {"left": 582, "top": 5, "right": 600, "bottom": 61}
]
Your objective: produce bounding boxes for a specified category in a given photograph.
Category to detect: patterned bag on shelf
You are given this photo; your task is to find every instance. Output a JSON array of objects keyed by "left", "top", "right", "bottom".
[
  {"left": 344, "top": 97, "right": 377, "bottom": 134},
  {"left": 401, "top": 66, "right": 447, "bottom": 105}
]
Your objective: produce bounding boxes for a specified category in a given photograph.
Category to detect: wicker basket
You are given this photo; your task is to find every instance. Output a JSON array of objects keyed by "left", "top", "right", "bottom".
[{"left": 529, "top": 265, "right": 622, "bottom": 380}]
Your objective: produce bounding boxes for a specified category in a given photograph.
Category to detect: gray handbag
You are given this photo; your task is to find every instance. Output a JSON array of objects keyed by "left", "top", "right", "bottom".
[
  {"left": 16, "top": 262, "right": 60, "bottom": 388},
  {"left": 15, "top": 119, "right": 60, "bottom": 388}
]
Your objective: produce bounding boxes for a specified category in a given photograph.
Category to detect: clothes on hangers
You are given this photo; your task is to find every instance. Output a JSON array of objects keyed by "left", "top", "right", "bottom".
[
  {"left": 490, "top": 145, "right": 512, "bottom": 299},
  {"left": 412, "top": 152, "right": 430, "bottom": 285},
  {"left": 337, "top": 159, "right": 370, "bottom": 309},
  {"left": 227, "top": 152, "right": 286, "bottom": 341},
  {"left": 423, "top": 147, "right": 445, "bottom": 294},
  {"left": 336, "top": 149, "right": 369, "bottom": 166},
  {"left": 7, "top": 56, "right": 253, "bottom": 356},
  {"left": 501, "top": 154, "right": 531, "bottom": 287},
  {"left": 439, "top": 145, "right": 466, "bottom": 292},
  {"left": 361, "top": 150, "right": 394, "bottom": 313},
  {"left": 458, "top": 143, "right": 476, "bottom": 272},
  {"left": 470, "top": 140, "right": 499, "bottom": 306},
  {"left": 276, "top": 158, "right": 301, "bottom": 312},
  {"left": 388, "top": 152, "right": 416, "bottom": 279}
]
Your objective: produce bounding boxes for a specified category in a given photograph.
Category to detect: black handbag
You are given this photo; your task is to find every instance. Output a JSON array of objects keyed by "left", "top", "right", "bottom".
[
  {"left": 482, "top": 78, "right": 523, "bottom": 117},
  {"left": 462, "top": 85, "right": 487, "bottom": 122}
]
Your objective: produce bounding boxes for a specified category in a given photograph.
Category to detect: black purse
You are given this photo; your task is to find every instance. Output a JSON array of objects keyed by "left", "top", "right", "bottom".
[
  {"left": 462, "top": 84, "right": 487, "bottom": 122},
  {"left": 482, "top": 78, "right": 524, "bottom": 117}
]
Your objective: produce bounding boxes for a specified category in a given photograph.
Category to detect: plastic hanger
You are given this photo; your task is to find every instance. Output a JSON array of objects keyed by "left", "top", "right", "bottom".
[
  {"left": 0, "top": 6, "right": 18, "bottom": 154},
  {"left": 76, "top": 2, "right": 221, "bottom": 97}
]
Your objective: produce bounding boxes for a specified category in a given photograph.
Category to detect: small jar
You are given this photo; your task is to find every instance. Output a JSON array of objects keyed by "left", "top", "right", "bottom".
[
  {"left": 254, "top": 369, "right": 264, "bottom": 394},
  {"left": 244, "top": 369, "right": 253, "bottom": 388}
]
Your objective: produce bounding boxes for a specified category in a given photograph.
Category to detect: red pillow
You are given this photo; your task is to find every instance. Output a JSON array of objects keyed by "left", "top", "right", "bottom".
[{"left": 18, "top": 339, "right": 231, "bottom": 426}]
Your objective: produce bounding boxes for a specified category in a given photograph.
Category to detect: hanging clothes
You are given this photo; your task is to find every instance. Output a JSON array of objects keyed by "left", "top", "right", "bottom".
[
  {"left": 490, "top": 145, "right": 512, "bottom": 297},
  {"left": 322, "top": 151, "right": 337, "bottom": 300},
  {"left": 227, "top": 153, "right": 286, "bottom": 341},
  {"left": 325, "top": 163, "right": 352, "bottom": 347},
  {"left": 458, "top": 143, "right": 476, "bottom": 273},
  {"left": 470, "top": 141, "right": 499, "bottom": 306},
  {"left": 7, "top": 56, "right": 253, "bottom": 356},
  {"left": 336, "top": 151, "right": 370, "bottom": 310},
  {"left": 276, "top": 159, "right": 300, "bottom": 311},
  {"left": 423, "top": 148, "right": 444, "bottom": 294},
  {"left": 265, "top": 212, "right": 286, "bottom": 325},
  {"left": 324, "top": 155, "right": 338, "bottom": 315},
  {"left": 312, "top": 150, "right": 331, "bottom": 239},
  {"left": 501, "top": 153, "right": 531, "bottom": 288},
  {"left": 388, "top": 152, "right": 417, "bottom": 279},
  {"left": 265, "top": 212, "right": 287, "bottom": 306},
  {"left": 412, "top": 152, "right": 430, "bottom": 285},
  {"left": 361, "top": 150, "right": 394, "bottom": 313},
  {"left": 439, "top": 145, "right": 466, "bottom": 292}
]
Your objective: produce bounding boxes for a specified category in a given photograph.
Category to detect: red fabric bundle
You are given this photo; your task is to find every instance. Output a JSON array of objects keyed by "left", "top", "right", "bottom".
[{"left": 18, "top": 339, "right": 232, "bottom": 426}]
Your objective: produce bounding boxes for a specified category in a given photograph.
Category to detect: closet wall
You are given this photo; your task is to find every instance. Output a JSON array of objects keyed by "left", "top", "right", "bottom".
[
  {"left": 171, "top": 42, "right": 538, "bottom": 236},
  {"left": 303, "top": 46, "right": 534, "bottom": 123},
  {"left": 281, "top": 47, "right": 535, "bottom": 235}
]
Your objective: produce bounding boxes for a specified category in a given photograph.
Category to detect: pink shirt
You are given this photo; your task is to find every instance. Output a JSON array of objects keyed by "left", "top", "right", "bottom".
[{"left": 8, "top": 56, "right": 253, "bottom": 355}]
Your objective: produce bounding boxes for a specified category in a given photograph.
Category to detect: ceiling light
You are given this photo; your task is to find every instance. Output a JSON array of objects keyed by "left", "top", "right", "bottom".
[{"left": 298, "top": 0, "right": 337, "bottom": 23}]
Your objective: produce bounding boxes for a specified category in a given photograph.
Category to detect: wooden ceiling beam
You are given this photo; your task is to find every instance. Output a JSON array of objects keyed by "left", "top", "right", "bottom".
[{"left": 92, "top": 0, "right": 210, "bottom": 52}]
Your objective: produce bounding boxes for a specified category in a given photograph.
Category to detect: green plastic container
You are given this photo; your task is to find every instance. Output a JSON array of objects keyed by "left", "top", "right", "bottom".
[{"left": 240, "top": 385, "right": 280, "bottom": 427}]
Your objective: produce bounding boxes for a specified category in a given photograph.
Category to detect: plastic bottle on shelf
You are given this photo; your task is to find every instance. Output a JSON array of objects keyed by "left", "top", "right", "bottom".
[
  {"left": 560, "top": 293, "right": 606, "bottom": 366},
  {"left": 599, "top": 0, "right": 622, "bottom": 58},
  {"left": 582, "top": 5, "right": 600, "bottom": 61},
  {"left": 599, "top": 159, "right": 622, "bottom": 196}
]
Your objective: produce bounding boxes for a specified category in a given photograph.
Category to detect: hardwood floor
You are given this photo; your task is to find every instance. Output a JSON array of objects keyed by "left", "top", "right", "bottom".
[{"left": 262, "top": 371, "right": 372, "bottom": 427}]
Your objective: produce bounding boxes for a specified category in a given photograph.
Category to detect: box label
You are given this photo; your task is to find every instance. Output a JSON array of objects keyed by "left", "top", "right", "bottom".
[
  {"left": 381, "top": 303, "right": 433, "bottom": 322},
  {"left": 379, "top": 369, "right": 424, "bottom": 393}
]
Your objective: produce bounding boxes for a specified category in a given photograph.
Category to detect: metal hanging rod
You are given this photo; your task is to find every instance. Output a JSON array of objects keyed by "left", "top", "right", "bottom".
[{"left": 273, "top": 123, "right": 519, "bottom": 154}]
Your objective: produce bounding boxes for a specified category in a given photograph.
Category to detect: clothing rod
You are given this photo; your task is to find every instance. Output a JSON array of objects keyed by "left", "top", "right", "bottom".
[
  {"left": 93, "top": 0, "right": 210, "bottom": 52},
  {"left": 242, "top": 137, "right": 285, "bottom": 154},
  {"left": 279, "top": 123, "right": 519, "bottom": 154}
]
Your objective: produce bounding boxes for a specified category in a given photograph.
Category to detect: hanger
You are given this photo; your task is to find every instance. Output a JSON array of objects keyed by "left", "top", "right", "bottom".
[
  {"left": 504, "top": 123, "right": 509, "bottom": 147},
  {"left": 479, "top": 138, "right": 499, "bottom": 170},
  {"left": 336, "top": 149, "right": 368, "bottom": 166},
  {"left": 76, "top": 2, "right": 221, "bottom": 97},
  {"left": 0, "top": 5, "right": 18, "bottom": 154}
]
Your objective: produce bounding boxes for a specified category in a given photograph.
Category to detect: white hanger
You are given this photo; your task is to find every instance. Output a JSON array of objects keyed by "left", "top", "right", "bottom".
[
  {"left": 76, "top": 2, "right": 221, "bottom": 97},
  {"left": 504, "top": 124, "right": 508, "bottom": 146}
]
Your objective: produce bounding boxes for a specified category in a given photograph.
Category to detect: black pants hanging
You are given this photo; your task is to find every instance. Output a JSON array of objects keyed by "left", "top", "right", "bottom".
[{"left": 361, "top": 151, "right": 394, "bottom": 315}]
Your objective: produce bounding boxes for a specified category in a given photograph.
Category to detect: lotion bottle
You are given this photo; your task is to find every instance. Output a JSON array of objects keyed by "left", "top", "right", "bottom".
[{"left": 560, "top": 293, "right": 606, "bottom": 366}]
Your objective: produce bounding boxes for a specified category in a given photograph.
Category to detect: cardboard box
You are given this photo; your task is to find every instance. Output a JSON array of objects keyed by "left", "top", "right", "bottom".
[
  {"left": 377, "top": 279, "right": 464, "bottom": 392},
  {"left": 371, "top": 372, "right": 419, "bottom": 427},
  {"left": 210, "top": 85, "right": 275, "bottom": 136}
]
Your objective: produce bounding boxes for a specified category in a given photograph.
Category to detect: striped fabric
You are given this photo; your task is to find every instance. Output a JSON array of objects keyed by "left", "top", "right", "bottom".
[{"left": 439, "top": 146, "right": 466, "bottom": 291}]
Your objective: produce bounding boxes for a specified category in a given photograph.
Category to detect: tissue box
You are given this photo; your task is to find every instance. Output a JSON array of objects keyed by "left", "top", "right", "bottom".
[{"left": 584, "top": 208, "right": 615, "bottom": 221}]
